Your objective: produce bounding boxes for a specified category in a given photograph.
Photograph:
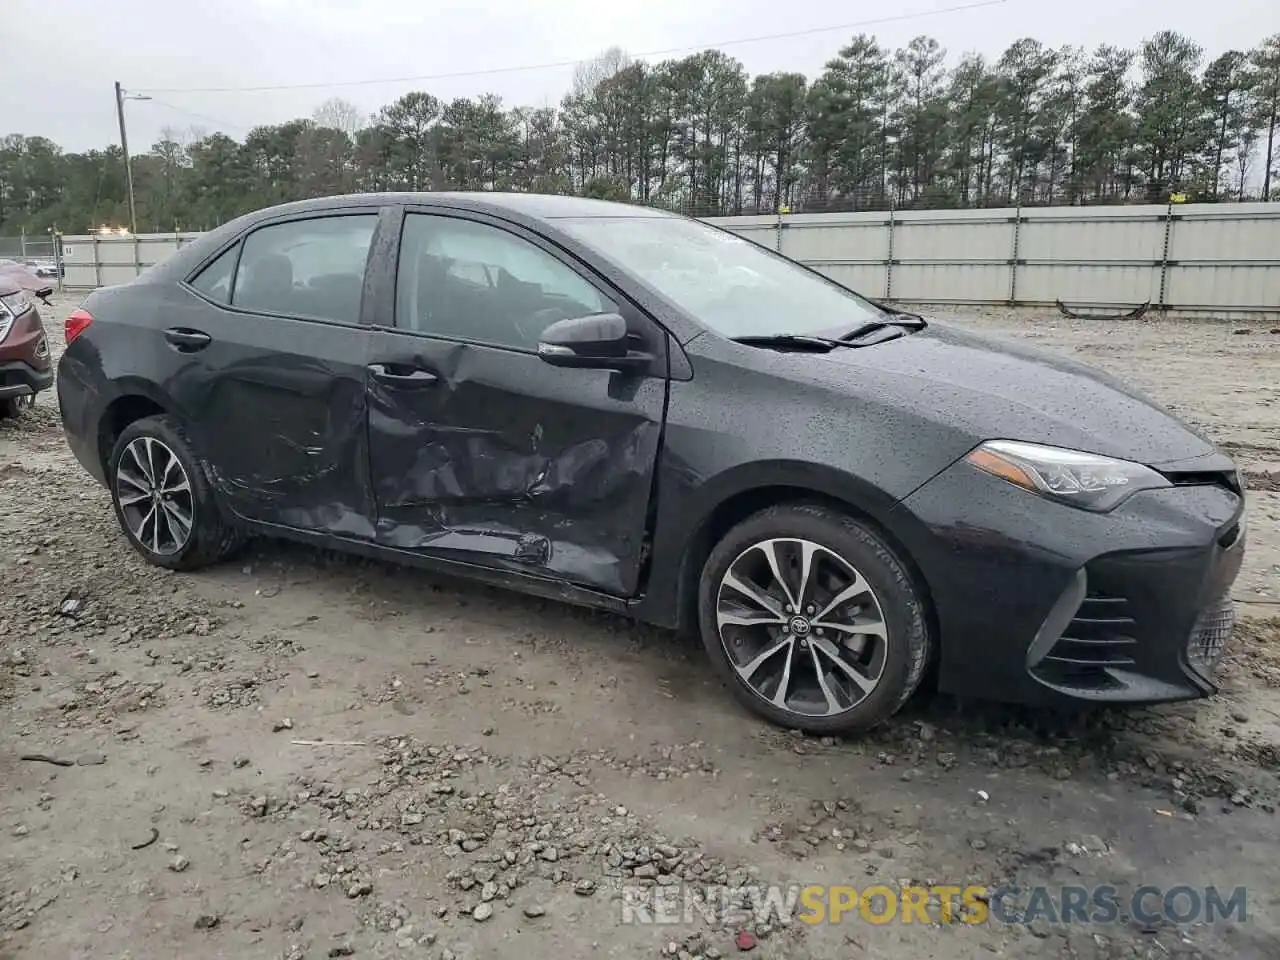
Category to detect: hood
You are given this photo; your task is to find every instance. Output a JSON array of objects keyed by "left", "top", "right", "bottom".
[
  {"left": 781, "top": 319, "right": 1216, "bottom": 469},
  {"left": 0, "top": 265, "right": 54, "bottom": 299}
]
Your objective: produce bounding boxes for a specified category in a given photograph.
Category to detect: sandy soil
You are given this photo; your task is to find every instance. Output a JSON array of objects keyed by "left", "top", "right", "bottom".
[{"left": 1, "top": 294, "right": 1278, "bottom": 960}]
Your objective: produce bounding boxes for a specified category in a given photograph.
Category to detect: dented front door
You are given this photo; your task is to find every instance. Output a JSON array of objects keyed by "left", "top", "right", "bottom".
[{"left": 364, "top": 210, "right": 666, "bottom": 597}]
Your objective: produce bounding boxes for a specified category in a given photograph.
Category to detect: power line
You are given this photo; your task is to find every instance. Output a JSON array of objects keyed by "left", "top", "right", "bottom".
[
  {"left": 144, "top": 97, "right": 250, "bottom": 133},
  {"left": 135, "top": 0, "right": 1012, "bottom": 95}
]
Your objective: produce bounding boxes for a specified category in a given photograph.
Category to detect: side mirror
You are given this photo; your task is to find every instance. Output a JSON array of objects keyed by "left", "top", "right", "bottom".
[{"left": 536, "top": 312, "right": 651, "bottom": 371}]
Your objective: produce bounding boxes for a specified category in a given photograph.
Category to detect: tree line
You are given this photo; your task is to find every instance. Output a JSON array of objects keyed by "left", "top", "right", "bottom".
[{"left": 2, "top": 29, "right": 1279, "bottom": 235}]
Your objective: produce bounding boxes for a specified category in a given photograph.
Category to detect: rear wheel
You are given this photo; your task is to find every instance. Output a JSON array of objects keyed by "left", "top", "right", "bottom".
[
  {"left": 697, "top": 503, "right": 930, "bottom": 735},
  {"left": 108, "top": 414, "right": 243, "bottom": 570}
]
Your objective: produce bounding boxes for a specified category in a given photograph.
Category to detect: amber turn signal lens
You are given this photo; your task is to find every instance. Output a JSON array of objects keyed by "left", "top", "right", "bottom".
[{"left": 965, "top": 446, "right": 1038, "bottom": 491}]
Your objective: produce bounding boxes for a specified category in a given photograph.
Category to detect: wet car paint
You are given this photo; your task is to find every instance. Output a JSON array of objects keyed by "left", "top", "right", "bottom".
[
  {"left": 56, "top": 192, "right": 1245, "bottom": 708},
  {"left": 809, "top": 320, "right": 1216, "bottom": 467},
  {"left": 354, "top": 204, "right": 674, "bottom": 594},
  {"left": 364, "top": 327, "right": 666, "bottom": 594},
  {"left": 175, "top": 314, "right": 375, "bottom": 538},
  {"left": 890, "top": 460, "right": 1244, "bottom": 704}
]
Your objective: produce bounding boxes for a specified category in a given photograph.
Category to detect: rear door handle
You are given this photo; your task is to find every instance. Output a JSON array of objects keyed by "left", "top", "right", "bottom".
[
  {"left": 164, "top": 327, "right": 211, "bottom": 351},
  {"left": 367, "top": 362, "right": 439, "bottom": 388}
]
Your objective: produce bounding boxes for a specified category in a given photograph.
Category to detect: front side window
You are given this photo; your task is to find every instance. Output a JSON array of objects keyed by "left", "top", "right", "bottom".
[
  {"left": 555, "top": 215, "right": 887, "bottom": 339},
  {"left": 396, "top": 213, "right": 615, "bottom": 350},
  {"left": 232, "top": 215, "right": 378, "bottom": 324}
]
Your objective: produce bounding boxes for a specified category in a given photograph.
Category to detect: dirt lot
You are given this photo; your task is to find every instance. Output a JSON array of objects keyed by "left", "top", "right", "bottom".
[{"left": 2, "top": 294, "right": 1279, "bottom": 960}]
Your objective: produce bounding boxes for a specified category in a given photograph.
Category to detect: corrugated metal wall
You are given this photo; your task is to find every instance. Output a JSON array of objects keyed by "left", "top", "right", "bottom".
[
  {"left": 59, "top": 203, "right": 1280, "bottom": 314},
  {"left": 60, "top": 232, "right": 204, "bottom": 289},
  {"left": 705, "top": 203, "right": 1280, "bottom": 315}
]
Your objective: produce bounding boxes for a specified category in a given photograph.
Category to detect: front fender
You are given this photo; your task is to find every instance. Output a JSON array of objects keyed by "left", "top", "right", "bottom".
[{"left": 633, "top": 456, "right": 920, "bottom": 632}]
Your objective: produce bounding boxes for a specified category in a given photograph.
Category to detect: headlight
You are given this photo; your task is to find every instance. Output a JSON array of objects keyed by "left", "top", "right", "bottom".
[
  {"left": 965, "top": 439, "right": 1170, "bottom": 512},
  {"left": 2, "top": 290, "right": 31, "bottom": 316},
  {"left": 0, "top": 290, "right": 32, "bottom": 343}
]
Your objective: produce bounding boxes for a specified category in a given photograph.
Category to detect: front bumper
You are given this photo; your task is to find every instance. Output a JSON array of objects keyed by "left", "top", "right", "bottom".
[
  {"left": 0, "top": 359, "right": 53, "bottom": 399},
  {"left": 0, "top": 308, "right": 53, "bottom": 398},
  {"left": 891, "top": 458, "right": 1246, "bottom": 706}
]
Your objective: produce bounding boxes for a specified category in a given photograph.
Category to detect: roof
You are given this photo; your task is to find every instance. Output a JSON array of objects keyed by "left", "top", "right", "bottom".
[
  {"left": 136, "top": 190, "right": 687, "bottom": 291},
  {"left": 249, "top": 192, "right": 680, "bottom": 221}
]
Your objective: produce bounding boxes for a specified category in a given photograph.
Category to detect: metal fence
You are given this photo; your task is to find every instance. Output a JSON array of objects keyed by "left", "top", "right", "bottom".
[
  {"left": 703, "top": 202, "right": 1280, "bottom": 316},
  {"left": 60, "top": 232, "right": 204, "bottom": 289},
  {"left": 59, "top": 202, "right": 1280, "bottom": 315},
  {"left": 0, "top": 235, "right": 59, "bottom": 262}
]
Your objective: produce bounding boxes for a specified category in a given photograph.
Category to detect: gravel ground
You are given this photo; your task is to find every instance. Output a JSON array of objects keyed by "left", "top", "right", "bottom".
[{"left": 1, "top": 294, "right": 1279, "bottom": 960}]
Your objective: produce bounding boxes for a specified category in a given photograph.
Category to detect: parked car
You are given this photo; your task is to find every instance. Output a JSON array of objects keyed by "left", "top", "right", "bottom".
[
  {"left": 1, "top": 257, "right": 61, "bottom": 282},
  {"left": 55, "top": 193, "right": 1246, "bottom": 733},
  {"left": 22, "top": 258, "right": 61, "bottom": 280},
  {"left": 0, "top": 260, "right": 55, "bottom": 301},
  {"left": 0, "top": 279, "right": 53, "bottom": 418}
]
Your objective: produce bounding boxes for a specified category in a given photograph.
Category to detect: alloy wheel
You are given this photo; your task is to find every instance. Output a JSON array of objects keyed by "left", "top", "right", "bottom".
[
  {"left": 115, "top": 436, "right": 195, "bottom": 556},
  {"left": 715, "top": 537, "right": 889, "bottom": 718}
]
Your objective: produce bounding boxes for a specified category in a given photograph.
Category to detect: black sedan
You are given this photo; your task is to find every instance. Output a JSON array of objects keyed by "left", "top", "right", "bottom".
[{"left": 55, "top": 193, "right": 1247, "bottom": 733}]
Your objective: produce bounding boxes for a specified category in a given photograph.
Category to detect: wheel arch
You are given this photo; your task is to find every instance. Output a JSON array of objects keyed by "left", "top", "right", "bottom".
[
  {"left": 665, "top": 471, "right": 938, "bottom": 657},
  {"left": 96, "top": 379, "right": 176, "bottom": 474}
]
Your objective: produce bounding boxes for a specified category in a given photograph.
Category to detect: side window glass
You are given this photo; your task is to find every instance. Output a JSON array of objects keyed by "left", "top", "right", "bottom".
[
  {"left": 396, "top": 214, "right": 615, "bottom": 349},
  {"left": 232, "top": 215, "right": 378, "bottom": 324},
  {"left": 189, "top": 242, "right": 239, "bottom": 304}
]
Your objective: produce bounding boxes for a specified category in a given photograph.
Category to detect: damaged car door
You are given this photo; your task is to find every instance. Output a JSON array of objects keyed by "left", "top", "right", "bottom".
[
  {"left": 179, "top": 211, "right": 381, "bottom": 535},
  {"left": 364, "top": 208, "right": 668, "bottom": 596}
]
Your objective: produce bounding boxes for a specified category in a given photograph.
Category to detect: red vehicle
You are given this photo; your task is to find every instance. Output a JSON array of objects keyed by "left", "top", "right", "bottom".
[{"left": 0, "top": 276, "right": 53, "bottom": 418}]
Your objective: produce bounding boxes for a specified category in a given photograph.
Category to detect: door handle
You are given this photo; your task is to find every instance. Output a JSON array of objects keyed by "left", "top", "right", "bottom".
[
  {"left": 367, "top": 362, "right": 439, "bottom": 388},
  {"left": 163, "top": 327, "right": 212, "bottom": 351}
]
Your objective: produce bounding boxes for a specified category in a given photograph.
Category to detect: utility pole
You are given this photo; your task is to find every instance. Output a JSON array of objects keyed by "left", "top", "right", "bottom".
[
  {"left": 114, "top": 82, "right": 151, "bottom": 233},
  {"left": 115, "top": 81, "right": 137, "bottom": 234}
]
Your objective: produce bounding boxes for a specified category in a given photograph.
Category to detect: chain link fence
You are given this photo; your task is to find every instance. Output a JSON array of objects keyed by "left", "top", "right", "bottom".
[{"left": 0, "top": 235, "right": 65, "bottom": 287}]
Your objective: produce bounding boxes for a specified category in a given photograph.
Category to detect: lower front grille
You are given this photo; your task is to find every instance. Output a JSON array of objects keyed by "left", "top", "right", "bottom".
[
  {"left": 1032, "top": 592, "right": 1137, "bottom": 691},
  {"left": 1186, "top": 596, "right": 1234, "bottom": 676}
]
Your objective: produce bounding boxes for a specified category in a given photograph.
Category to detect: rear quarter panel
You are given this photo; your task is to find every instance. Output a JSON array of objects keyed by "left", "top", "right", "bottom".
[{"left": 56, "top": 281, "right": 186, "bottom": 481}]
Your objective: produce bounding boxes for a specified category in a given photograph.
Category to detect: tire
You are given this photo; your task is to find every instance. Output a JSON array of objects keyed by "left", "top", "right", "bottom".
[
  {"left": 697, "top": 502, "right": 930, "bottom": 735},
  {"left": 108, "top": 414, "right": 244, "bottom": 570},
  {"left": 0, "top": 394, "right": 34, "bottom": 419}
]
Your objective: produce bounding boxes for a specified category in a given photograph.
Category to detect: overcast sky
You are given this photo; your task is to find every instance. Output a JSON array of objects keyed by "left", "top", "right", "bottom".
[{"left": 8, "top": 0, "right": 1280, "bottom": 152}]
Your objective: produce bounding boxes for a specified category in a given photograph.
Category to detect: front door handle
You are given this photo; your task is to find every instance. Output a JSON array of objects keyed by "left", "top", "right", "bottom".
[
  {"left": 163, "top": 327, "right": 211, "bottom": 351},
  {"left": 367, "top": 362, "right": 439, "bottom": 388}
]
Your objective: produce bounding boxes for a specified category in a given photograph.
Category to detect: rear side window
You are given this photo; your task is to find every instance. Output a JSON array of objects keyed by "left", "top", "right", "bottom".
[
  {"left": 231, "top": 215, "right": 378, "bottom": 324},
  {"left": 189, "top": 243, "right": 239, "bottom": 304}
]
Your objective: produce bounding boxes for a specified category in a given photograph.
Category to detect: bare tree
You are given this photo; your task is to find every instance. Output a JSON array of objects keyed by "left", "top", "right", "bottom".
[
  {"left": 572, "top": 46, "right": 631, "bottom": 99},
  {"left": 160, "top": 124, "right": 204, "bottom": 149},
  {"left": 313, "top": 97, "right": 366, "bottom": 137}
]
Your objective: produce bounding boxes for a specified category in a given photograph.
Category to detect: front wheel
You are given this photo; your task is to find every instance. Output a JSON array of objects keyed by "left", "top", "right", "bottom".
[
  {"left": 0, "top": 393, "right": 35, "bottom": 419},
  {"left": 108, "top": 414, "right": 243, "bottom": 570},
  {"left": 697, "top": 503, "right": 930, "bottom": 735}
]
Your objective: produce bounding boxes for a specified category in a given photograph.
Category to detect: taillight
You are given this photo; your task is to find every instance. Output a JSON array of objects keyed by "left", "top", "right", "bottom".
[{"left": 65, "top": 308, "right": 93, "bottom": 346}]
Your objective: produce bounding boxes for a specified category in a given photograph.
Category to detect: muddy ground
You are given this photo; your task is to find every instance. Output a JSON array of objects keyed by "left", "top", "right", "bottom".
[{"left": 1, "top": 294, "right": 1278, "bottom": 960}]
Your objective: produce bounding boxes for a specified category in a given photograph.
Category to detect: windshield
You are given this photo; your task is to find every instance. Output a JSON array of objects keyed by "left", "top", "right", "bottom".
[{"left": 554, "top": 215, "right": 886, "bottom": 338}]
